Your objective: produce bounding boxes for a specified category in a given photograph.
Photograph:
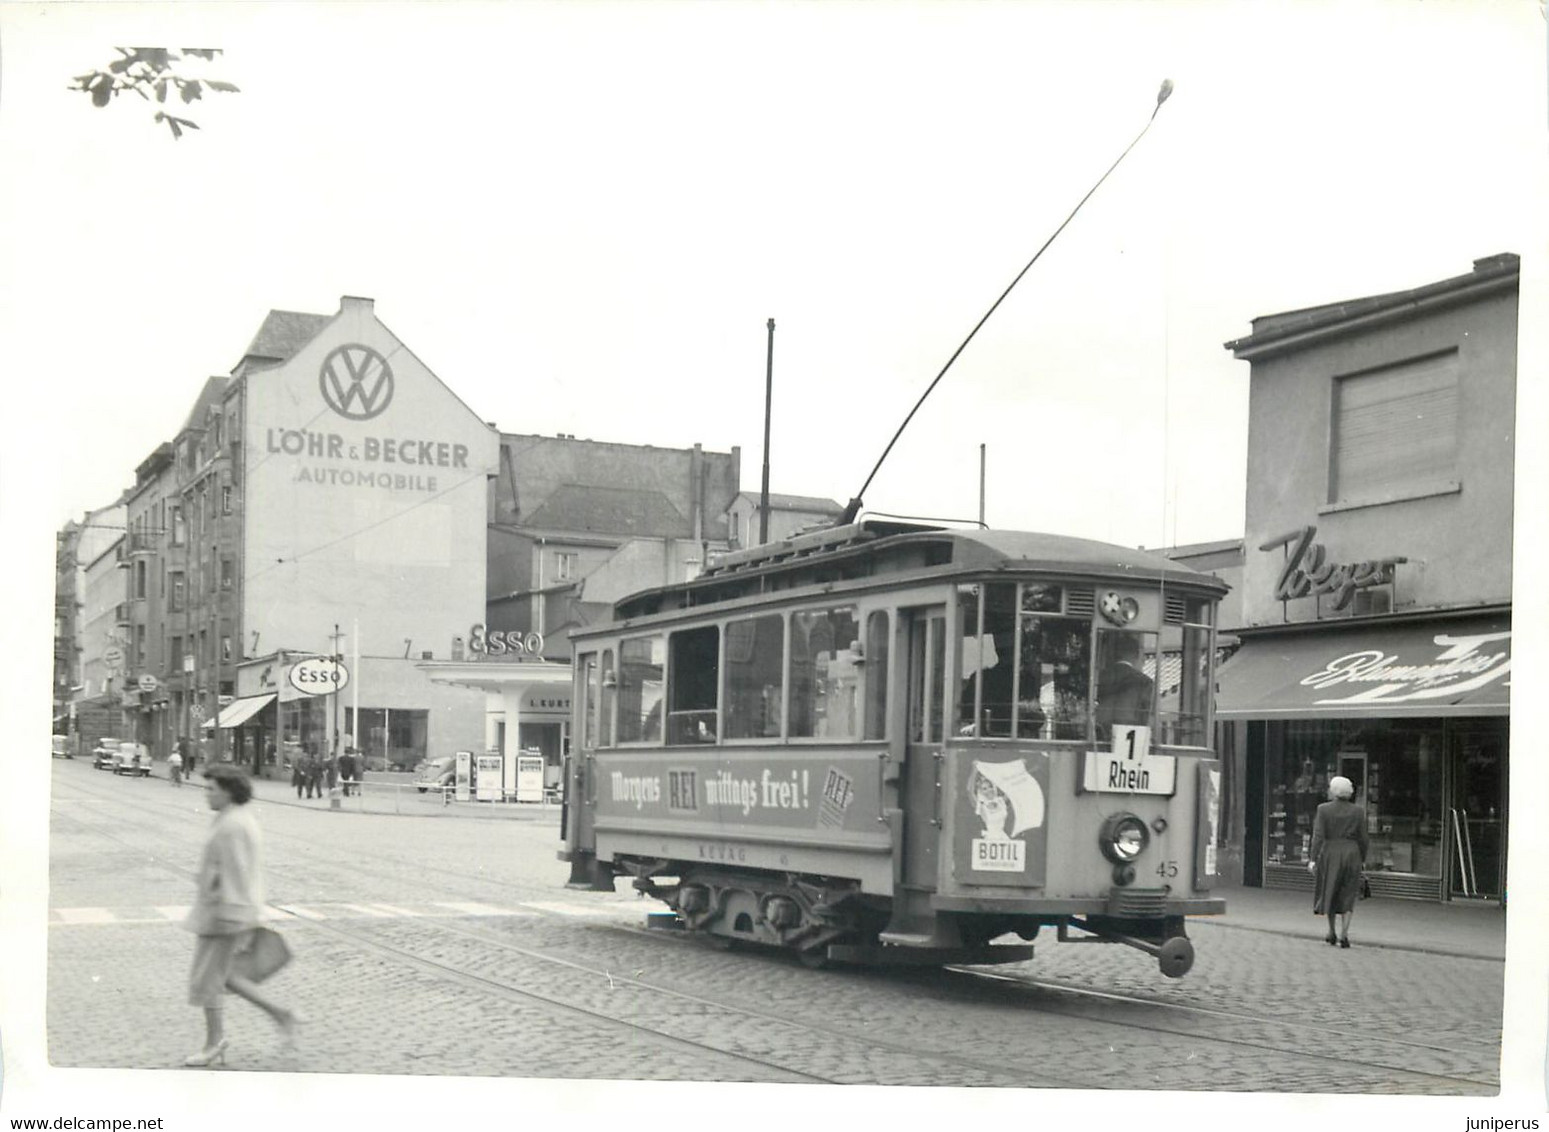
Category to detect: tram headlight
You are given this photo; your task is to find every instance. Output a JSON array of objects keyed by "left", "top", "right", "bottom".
[{"left": 1099, "top": 812, "right": 1150, "bottom": 864}]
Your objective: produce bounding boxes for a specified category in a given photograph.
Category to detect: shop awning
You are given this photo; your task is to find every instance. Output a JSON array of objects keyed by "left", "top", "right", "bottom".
[
  {"left": 1216, "top": 616, "right": 1510, "bottom": 719},
  {"left": 201, "top": 693, "right": 277, "bottom": 730}
]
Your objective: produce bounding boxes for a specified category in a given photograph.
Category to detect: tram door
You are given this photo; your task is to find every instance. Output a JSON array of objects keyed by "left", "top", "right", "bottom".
[
  {"left": 899, "top": 606, "right": 948, "bottom": 890},
  {"left": 1447, "top": 725, "right": 1505, "bottom": 900}
]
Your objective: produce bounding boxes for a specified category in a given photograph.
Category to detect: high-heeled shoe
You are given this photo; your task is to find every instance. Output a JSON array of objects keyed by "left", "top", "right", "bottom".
[
  {"left": 183, "top": 1038, "right": 228, "bottom": 1067},
  {"left": 1339, "top": 937, "right": 1351, "bottom": 949},
  {"left": 1325, "top": 931, "right": 1337, "bottom": 945}
]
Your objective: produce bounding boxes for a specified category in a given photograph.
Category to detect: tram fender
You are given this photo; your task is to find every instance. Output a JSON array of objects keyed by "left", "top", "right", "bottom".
[{"left": 879, "top": 889, "right": 963, "bottom": 949}]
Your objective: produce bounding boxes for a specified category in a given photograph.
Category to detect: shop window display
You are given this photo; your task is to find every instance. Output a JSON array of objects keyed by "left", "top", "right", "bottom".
[{"left": 1265, "top": 718, "right": 1445, "bottom": 876}]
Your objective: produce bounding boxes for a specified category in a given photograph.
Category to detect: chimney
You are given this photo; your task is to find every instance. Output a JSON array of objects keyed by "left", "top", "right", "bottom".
[
  {"left": 340, "top": 295, "right": 375, "bottom": 315},
  {"left": 1472, "top": 253, "right": 1518, "bottom": 274}
]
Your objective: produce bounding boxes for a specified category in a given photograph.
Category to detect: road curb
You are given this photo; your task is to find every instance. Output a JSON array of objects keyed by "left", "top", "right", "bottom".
[
  {"left": 146, "top": 766, "right": 562, "bottom": 822},
  {"left": 1190, "top": 916, "right": 1505, "bottom": 962}
]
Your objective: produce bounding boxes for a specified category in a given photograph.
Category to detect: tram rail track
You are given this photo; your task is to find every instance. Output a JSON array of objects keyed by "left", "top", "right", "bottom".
[{"left": 50, "top": 769, "right": 1500, "bottom": 1092}]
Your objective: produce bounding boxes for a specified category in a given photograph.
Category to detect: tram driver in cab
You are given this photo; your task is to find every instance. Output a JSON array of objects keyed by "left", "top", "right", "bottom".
[{"left": 1094, "top": 633, "right": 1155, "bottom": 740}]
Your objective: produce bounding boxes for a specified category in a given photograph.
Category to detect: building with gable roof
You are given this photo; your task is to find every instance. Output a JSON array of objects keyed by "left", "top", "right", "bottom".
[
  {"left": 115, "top": 297, "right": 497, "bottom": 775},
  {"left": 723, "top": 491, "right": 843, "bottom": 550}
]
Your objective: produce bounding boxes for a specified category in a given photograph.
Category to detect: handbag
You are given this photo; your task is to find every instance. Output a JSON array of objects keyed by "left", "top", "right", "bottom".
[
  {"left": 233, "top": 925, "right": 293, "bottom": 982},
  {"left": 1359, "top": 874, "right": 1373, "bottom": 900}
]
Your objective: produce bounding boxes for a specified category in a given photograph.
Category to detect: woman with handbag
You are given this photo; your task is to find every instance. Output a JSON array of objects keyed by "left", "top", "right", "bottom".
[
  {"left": 183, "top": 764, "right": 300, "bottom": 1066},
  {"left": 1308, "top": 774, "right": 1371, "bottom": 949}
]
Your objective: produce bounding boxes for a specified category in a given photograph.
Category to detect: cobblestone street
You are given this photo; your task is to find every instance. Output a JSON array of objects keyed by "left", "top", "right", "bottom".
[{"left": 13, "top": 759, "right": 1519, "bottom": 1128}]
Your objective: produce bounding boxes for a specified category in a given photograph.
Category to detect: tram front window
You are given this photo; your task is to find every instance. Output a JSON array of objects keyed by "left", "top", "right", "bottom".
[
  {"left": 1094, "top": 630, "right": 1158, "bottom": 742},
  {"left": 1017, "top": 616, "right": 1091, "bottom": 740}
]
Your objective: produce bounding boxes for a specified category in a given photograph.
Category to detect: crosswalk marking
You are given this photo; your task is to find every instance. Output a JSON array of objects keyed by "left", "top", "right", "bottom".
[
  {"left": 522, "top": 901, "right": 643, "bottom": 917},
  {"left": 430, "top": 901, "right": 529, "bottom": 917},
  {"left": 360, "top": 903, "right": 424, "bottom": 918},
  {"left": 46, "top": 898, "right": 640, "bottom": 926}
]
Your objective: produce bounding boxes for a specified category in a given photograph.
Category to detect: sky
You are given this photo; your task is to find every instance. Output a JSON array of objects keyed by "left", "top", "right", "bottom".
[
  {"left": 1, "top": 0, "right": 1546, "bottom": 1127},
  {"left": 2, "top": 1, "right": 1543, "bottom": 549}
]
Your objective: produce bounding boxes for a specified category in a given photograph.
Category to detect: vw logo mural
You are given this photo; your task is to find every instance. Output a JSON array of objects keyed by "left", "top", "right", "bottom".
[{"left": 320, "top": 344, "right": 395, "bottom": 420}]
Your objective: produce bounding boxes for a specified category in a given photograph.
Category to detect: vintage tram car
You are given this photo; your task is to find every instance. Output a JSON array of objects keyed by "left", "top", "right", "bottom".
[{"left": 561, "top": 519, "right": 1227, "bottom": 977}]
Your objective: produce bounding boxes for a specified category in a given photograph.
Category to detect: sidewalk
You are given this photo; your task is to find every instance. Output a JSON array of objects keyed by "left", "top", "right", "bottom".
[
  {"left": 1201, "top": 880, "right": 1505, "bottom": 961},
  {"left": 157, "top": 761, "right": 559, "bottom": 822}
]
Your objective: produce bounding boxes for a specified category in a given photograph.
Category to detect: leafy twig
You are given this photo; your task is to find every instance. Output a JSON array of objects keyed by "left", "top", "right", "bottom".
[{"left": 69, "top": 47, "right": 240, "bottom": 139}]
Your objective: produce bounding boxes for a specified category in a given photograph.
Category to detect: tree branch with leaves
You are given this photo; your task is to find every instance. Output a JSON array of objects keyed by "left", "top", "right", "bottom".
[{"left": 70, "top": 48, "right": 239, "bottom": 139}]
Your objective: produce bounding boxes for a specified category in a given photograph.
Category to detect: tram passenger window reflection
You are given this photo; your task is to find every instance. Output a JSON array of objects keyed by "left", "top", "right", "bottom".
[
  {"left": 789, "top": 608, "right": 860, "bottom": 739},
  {"left": 618, "top": 635, "right": 665, "bottom": 744},
  {"left": 725, "top": 615, "right": 784, "bottom": 739}
]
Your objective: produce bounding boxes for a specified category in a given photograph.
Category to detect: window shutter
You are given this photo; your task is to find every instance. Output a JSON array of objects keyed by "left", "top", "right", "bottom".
[{"left": 1332, "top": 351, "right": 1458, "bottom": 502}]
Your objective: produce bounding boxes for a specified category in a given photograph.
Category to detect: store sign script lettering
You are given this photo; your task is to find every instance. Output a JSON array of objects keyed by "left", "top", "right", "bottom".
[
  {"left": 1302, "top": 631, "right": 1511, "bottom": 706},
  {"left": 1259, "top": 525, "right": 1405, "bottom": 610}
]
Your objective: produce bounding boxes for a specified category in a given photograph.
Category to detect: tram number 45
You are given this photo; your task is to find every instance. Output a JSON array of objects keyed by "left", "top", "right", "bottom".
[{"left": 1155, "top": 861, "right": 1179, "bottom": 878}]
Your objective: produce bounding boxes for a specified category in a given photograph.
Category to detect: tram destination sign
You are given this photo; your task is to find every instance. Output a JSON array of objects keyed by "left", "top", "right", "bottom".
[{"left": 1083, "top": 726, "right": 1176, "bottom": 795}]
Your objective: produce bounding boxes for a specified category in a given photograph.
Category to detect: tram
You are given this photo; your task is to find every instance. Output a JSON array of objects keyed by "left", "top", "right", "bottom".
[{"left": 561, "top": 518, "right": 1228, "bottom": 977}]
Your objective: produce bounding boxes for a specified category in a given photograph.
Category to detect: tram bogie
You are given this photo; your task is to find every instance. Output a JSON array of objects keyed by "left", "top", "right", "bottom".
[{"left": 561, "top": 520, "right": 1228, "bottom": 978}]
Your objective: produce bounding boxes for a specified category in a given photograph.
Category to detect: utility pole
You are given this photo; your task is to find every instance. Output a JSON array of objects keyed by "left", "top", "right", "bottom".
[
  {"left": 759, "top": 317, "right": 775, "bottom": 545},
  {"left": 979, "top": 443, "right": 987, "bottom": 527},
  {"left": 329, "top": 623, "right": 345, "bottom": 760}
]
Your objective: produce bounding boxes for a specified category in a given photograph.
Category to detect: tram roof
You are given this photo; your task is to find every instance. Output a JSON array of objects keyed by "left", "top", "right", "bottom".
[{"left": 613, "top": 520, "right": 1228, "bottom": 620}]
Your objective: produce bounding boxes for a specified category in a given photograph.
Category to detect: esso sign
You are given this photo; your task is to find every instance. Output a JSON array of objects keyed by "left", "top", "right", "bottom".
[
  {"left": 288, "top": 657, "right": 350, "bottom": 696},
  {"left": 468, "top": 624, "right": 544, "bottom": 657}
]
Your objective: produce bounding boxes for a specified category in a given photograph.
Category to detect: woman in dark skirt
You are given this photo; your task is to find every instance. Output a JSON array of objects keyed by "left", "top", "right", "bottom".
[{"left": 1308, "top": 774, "right": 1370, "bottom": 948}]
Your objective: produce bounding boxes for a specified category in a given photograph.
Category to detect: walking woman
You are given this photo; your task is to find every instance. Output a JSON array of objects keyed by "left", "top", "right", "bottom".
[
  {"left": 1308, "top": 774, "right": 1370, "bottom": 948},
  {"left": 184, "top": 764, "right": 299, "bottom": 1066}
]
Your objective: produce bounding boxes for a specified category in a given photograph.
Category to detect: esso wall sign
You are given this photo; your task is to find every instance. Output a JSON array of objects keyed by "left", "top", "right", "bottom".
[
  {"left": 468, "top": 624, "right": 544, "bottom": 657},
  {"left": 288, "top": 657, "right": 351, "bottom": 697}
]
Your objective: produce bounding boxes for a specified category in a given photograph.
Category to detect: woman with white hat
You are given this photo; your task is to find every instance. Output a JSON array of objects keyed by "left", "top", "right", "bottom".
[{"left": 1309, "top": 775, "right": 1370, "bottom": 948}]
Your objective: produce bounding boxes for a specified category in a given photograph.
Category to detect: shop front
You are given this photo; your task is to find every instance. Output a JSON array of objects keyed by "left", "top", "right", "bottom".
[
  {"left": 419, "top": 656, "right": 573, "bottom": 800},
  {"left": 1218, "top": 613, "right": 1509, "bottom": 902},
  {"left": 224, "top": 650, "right": 486, "bottom": 777}
]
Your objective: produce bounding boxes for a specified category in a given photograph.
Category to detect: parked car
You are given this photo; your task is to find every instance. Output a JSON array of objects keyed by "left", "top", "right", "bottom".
[
  {"left": 52, "top": 734, "right": 73, "bottom": 759},
  {"left": 113, "top": 741, "right": 152, "bottom": 777},
  {"left": 414, "top": 755, "right": 457, "bottom": 793},
  {"left": 91, "top": 738, "right": 122, "bottom": 770}
]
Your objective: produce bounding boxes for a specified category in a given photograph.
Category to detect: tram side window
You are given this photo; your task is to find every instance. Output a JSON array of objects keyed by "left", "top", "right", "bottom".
[
  {"left": 724, "top": 614, "right": 784, "bottom": 739},
  {"left": 909, "top": 614, "right": 947, "bottom": 744},
  {"left": 667, "top": 625, "right": 720, "bottom": 744},
  {"left": 599, "top": 648, "right": 615, "bottom": 747},
  {"left": 788, "top": 607, "right": 861, "bottom": 739},
  {"left": 1017, "top": 615, "right": 1092, "bottom": 740},
  {"left": 1159, "top": 598, "right": 1212, "bottom": 746},
  {"left": 958, "top": 584, "right": 1017, "bottom": 737},
  {"left": 617, "top": 635, "right": 665, "bottom": 744},
  {"left": 1094, "top": 630, "right": 1159, "bottom": 743},
  {"left": 580, "top": 652, "right": 598, "bottom": 750},
  {"left": 863, "top": 610, "right": 890, "bottom": 740}
]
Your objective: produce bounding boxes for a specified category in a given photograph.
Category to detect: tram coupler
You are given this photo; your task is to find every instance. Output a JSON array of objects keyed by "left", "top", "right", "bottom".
[{"left": 1061, "top": 917, "right": 1195, "bottom": 978}]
